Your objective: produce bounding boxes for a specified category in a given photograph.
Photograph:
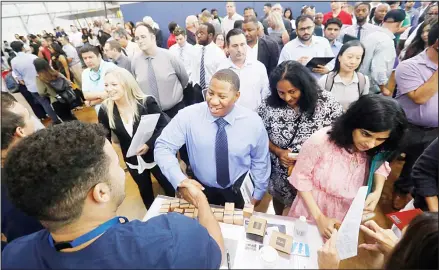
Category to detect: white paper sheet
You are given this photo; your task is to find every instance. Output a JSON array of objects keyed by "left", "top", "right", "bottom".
[
  {"left": 240, "top": 172, "right": 255, "bottom": 204},
  {"left": 126, "top": 114, "right": 160, "bottom": 158},
  {"left": 336, "top": 186, "right": 368, "bottom": 260}
]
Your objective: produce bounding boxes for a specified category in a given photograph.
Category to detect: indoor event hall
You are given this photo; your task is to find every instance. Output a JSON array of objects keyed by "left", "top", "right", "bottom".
[{"left": 1, "top": 1, "right": 437, "bottom": 269}]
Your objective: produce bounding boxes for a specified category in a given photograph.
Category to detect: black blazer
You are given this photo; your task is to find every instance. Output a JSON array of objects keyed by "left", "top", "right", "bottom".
[
  {"left": 258, "top": 36, "right": 280, "bottom": 77},
  {"left": 98, "top": 96, "right": 168, "bottom": 164}
]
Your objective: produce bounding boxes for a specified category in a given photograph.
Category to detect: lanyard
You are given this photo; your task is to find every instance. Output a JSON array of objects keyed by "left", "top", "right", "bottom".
[{"left": 48, "top": 216, "right": 128, "bottom": 251}]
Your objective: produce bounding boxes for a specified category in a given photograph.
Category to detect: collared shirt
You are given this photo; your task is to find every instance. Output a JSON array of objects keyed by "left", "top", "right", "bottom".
[
  {"left": 217, "top": 57, "right": 270, "bottom": 111},
  {"left": 247, "top": 40, "right": 259, "bottom": 61},
  {"left": 370, "top": 17, "right": 382, "bottom": 26},
  {"left": 62, "top": 43, "right": 81, "bottom": 66},
  {"left": 82, "top": 59, "right": 116, "bottom": 113},
  {"left": 169, "top": 42, "right": 196, "bottom": 78},
  {"left": 395, "top": 50, "right": 438, "bottom": 128},
  {"left": 2, "top": 215, "right": 221, "bottom": 269},
  {"left": 278, "top": 36, "right": 334, "bottom": 79},
  {"left": 340, "top": 22, "right": 383, "bottom": 43},
  {"left": 154, "top": 102, "right": 271, "bottom": 200},
  {"left": 131, "top": 48, "right": 189, "bottom": 111},
  {"left": 11, "top": 52, "right": 39, "bottom": 93},
  {"left": 323, "top": 10, "right": 353, "bottom": 25},
  {"left": 222, "top": 13, "right": 244, "bottom": 36},
  {"left": 70, "top": 31, "right": 84, "bottom": 48},
  {"left": 113, "top": 53, "right": 132, "bottom": 72},
  {"left": 190, "top": 42, "right": 227, "bottom": 87},
  {"left": 359, "top": 28, "right": 396, "bottom": 93},
  {"left": 330, "top": 40, "right": 343, "bottom": 56},
  {"left": 125, "top": 41, "right": 141, "bottom": 60},
  {"left": 318, "top": 72, "right": 370, "bottom": 111}
]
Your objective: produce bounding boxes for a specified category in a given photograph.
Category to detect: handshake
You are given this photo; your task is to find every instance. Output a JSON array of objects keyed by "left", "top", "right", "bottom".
[{"left": 177, "top": 179, "right": 208, "bottom": 207}]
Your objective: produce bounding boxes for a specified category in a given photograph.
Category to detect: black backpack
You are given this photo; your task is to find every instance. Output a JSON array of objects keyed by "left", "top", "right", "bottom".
[{"left": 48, "top": 76, "right": 76, "bottom": 105}]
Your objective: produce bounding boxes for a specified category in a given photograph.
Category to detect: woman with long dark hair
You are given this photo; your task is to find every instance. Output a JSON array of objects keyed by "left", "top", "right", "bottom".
[
  {"left": 319, "top": 40, "right": 370, "bottom": 111},
  {"left": 402, "top": 16, "right": 437, "bottom": 60},
  {"left": 34, "top": 58, "right": 78, "bottom": 122},
  {"left": 287, "top": 95, "right": 407, "bottom": 239},
  {"left": 124, "top": 21, "right": 135, "bottom": 41},
  {"left": 257, "top": 61, "right": 343, "bottom": 215}
]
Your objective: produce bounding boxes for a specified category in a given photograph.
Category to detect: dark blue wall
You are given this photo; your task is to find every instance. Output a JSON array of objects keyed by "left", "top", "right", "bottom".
[{"left": 120, "top": 1, "right": 333, "bottom": 48}]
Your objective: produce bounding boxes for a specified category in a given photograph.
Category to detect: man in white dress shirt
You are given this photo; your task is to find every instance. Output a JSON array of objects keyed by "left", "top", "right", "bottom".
[
  {"left": 69, "top": 25, "right": 84, "bottom": 49},
  {"left": 169, "top": 28, "right": 195, "bottom": 79},
  {"left": 112, "top": 28, "right": 141, "bottom": 60},
  {"left": 191, "top": 23, "right": 227, "bottom": 90},
  {"left": 278, "top": 15, "right": 334, "bottom": 79},
  {"left": 222, "top": 2, "right": 244, "bottom": 36},
  {"left": 341, "top": 2, "right": 382, "bottom": 43},
  {"left": 217, "top": 29, "right": 269, "bottom": 111}
]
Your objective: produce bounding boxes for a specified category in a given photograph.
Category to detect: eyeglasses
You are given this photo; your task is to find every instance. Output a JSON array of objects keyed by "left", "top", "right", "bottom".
[{"left": 298, "top": 26, "right": 314, "bottom": 32}]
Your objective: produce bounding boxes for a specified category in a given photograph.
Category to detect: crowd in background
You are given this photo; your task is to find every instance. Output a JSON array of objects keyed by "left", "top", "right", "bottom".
[{"left": 1, "top": 1, "right": 438, "bottom": 269}]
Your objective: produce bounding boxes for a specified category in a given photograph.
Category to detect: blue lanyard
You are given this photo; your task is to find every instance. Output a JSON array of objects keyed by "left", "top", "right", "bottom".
[{"left": 48, "top": 216, "right": 128, "bottom": 251}]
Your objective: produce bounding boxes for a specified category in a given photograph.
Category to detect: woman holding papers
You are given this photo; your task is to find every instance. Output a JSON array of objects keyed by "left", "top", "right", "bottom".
[
  {"left": 288, "top": 95, "right": 407, "bottom": 239},
  {"left": 98, "top": 67, "right": 174, "bottom": 208}
]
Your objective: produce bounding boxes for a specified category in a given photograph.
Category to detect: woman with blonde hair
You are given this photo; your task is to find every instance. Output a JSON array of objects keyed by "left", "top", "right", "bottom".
[
  {"left": 98, "top": 67, "right": 175, "bottom": 208},
  {"left": 267, "top": 11, "right": 290, "bottom": 49}
]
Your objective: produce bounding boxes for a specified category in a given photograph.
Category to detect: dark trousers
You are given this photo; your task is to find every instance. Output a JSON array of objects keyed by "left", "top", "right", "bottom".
[
  {"left": 52, "top": 101, "right": 78, "bottom": 122},
  {"left": 195, "top": 172, "right": 247, "bottom": 209},
  {"left": 18, "top": 85, "right": 46, "bottom": 119},
  {"left": 394, "top": 124, "right": 438, "bottom": 194},
  {"left": 127, "top": 165, "right": 175, "bottom": 209},
  {"left": 30, "top": 92, "right": 60, "bottom": 123},
  {"left": 163, "top": 100, "right": 185, "bottom": 119}
]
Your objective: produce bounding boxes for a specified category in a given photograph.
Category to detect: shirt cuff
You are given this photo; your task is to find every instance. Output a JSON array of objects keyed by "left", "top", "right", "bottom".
[
  {"left": 253, "top": 188, "right": 266, "bottom": 201},
  {"left": 167, "top": 166, "right": 188, "bottom": 190}
]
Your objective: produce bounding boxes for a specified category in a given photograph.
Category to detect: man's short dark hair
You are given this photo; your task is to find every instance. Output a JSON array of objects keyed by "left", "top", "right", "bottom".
[
  {"left": 10, "top": 41, "right": 24, "bottom": 53},
  {"left": 79, "top": 44, "right": 100, "bottom": 57},
  {"left": 212, "top": 69, "right": 240, "bottom": 92},
  {"left": 243, "top": 15, "right": 259, "bottom": 25},
  {"left": 354, "top": 2, "right": 371, "bottom": 11},
  {"left": 29, "top": 34, "right": 37, "bottom": 40},
  {"left": 226, "top": 28, "right": 245, "bottom": 45},
  {"left": 134, "top": 22, "right": 155, "bottom": 35},
  {"left": 4, "top": 122, "right": 110, "bottom": 232},
  {"left": 201, "top": 7, "right": 207, "bottom": 12},
  {"left": 106, "top": 40, "right": 122, "bottom": 52},
  {"left": 244, "top": 6, "right": 254, "bottom": 12},
  {"left": 173, "top": 27, "right": 186, "bottom": 37},
  {"left": 295, "top": 14, "right": 315, "bottom": 29},
  {"left": 264, "top": 3, "right": 272, "bottom": 8},
  {"left": 1, "top": 92, "right": 23, "bottom": 150},
  {"left": 233, "top": 20, "right": 244, "bottom": 29},
  {"left": 202, "top": 22, "right": 216, "bottom": 36},
  {"left": 324, "top": 17, "right": 343, "bottom": 29},
  {"left": 428, "top": 23, "right": 439, "bottom": 46}
]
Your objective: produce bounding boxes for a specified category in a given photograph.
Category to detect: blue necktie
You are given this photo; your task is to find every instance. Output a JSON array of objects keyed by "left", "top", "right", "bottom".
[
  {"left": 200, "top": 46, "right": 206, "bottom": 89},
  {"left": 357, "top": 25, "right": 362, "bottom": 40},
  {"left": 215, "top": 118, "right": 230, "bottom": 188}
]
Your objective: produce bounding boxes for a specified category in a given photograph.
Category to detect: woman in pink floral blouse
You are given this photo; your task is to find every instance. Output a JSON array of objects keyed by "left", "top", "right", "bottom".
[{"left": 288, "top": 95, "right": 408, "bottom": 239}]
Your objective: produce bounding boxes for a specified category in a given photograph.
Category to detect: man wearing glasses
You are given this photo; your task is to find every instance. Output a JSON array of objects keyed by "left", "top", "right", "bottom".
[
  {"left": 80, "top": 45, "right": 116, "bottom": 113},
  {"left": 131, "top": 23, "right": 189, "bottom": 118},
  {"left": 278, "top": 15, "right": 334, "bottom": 79}
]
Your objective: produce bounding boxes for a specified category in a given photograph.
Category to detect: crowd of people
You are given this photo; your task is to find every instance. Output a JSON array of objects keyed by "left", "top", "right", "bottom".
[{"left": 1, "top": 1, "right": 437, "bottom": 269}]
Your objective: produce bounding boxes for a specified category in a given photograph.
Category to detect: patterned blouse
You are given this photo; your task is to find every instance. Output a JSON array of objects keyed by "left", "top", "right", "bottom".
[{"left": 257, "top": 90, "right": 343, "bottom": 206}]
